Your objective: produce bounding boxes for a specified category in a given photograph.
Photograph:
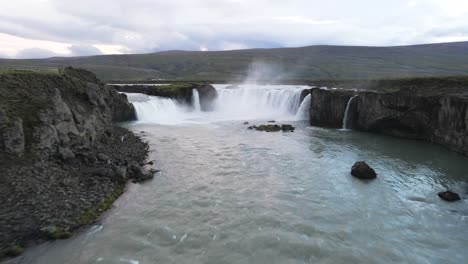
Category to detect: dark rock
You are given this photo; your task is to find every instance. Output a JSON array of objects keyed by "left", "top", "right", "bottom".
[
  {"left": 97, "top": 153, "right": 110, "bottom": 161},
  {"left": 438, "top": 191, "right": 461, "bottom": 202},
  {"left": 62, "top": 67, "right": 101, "bottom": 84},
  {"left": 0, "top": 108, "right": 8, "bottom": 125},
  {"left": 268, "top": 120, "right": 276, "bottom": 123},
  {"left": 110, "top": 83, "right": 194, "bottom": 105},
  {"left": 196, "top": 84, "right": 218, "bottom": 111},
  {"left": 351, "top": 161, "right": 377, "bottom": 179},
  {"left": 0, "top": 70, "right": 150, "bottom": 257},
  {"left": 88, "top": 168, "right": 115, "bottom": 177},
  {"left": 111, "top": 93, "right": 137, "bottom": 122},
  {"left": 248, "top": 124, "right": 295, "bottom": 132},
  {"left": 310, "top": 88, "right": 357, "bottom": 128},
  {"left": 128, "top": 162, "right": 154, "bottom": 183},
  {"left": 3, "top": 118, "right": 25, "bottom": 155},
  {"left": 58, "top": 147, "right": 75, "bottom": 161},
  {"left": 243, "top": 122, "right": 249, "bottom": 125},
  {"left": 281, "top": 124, "right": 295, "bottom": 132},
  {"left": 1, "top": 245, "right": 24, "bottom": 257},
  {"left": 256, "top": 124, "right": 282, "bottom": 132},
  {"left": 112, "top": 165, "right": 128, "bottom": 182},
  {"left": 300, "top": 89, "right": 311, "bottom": 103},
  {"left": 149, "top": 168, "right": 160, "bottom": 174},
  {"left": 309, "top": 83, "right": 468, "bottom": 156}
]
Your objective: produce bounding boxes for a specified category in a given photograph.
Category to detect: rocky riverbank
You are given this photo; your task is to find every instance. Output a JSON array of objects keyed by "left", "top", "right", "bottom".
[
  {"left": 308, "top": 77, "right": 468, "bottom": 156},
  {"left": 109, "top": 83, "right": 218, "bottom": 111},
  {"left": 0, "top": 68, "right": 152, "bottom": 259}
]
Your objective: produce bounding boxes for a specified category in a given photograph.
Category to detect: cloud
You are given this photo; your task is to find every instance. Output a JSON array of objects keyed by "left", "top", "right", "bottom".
[
  {"left": 15, "top": 48, "right": 61, "bottom": 59},
  {"left": 68, "top": 44, "right": 103, "bottom": 56},
  {"left": 1, "top": 0, "right": 468, "bottom": 58}
]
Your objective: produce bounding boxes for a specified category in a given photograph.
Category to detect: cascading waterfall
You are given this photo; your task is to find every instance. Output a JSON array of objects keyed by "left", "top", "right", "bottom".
[
  {"left": 127, "top": 93, "right": 193, "bottom": 124},
  {"left": 213, "top": 84, "right": 306, "bottom": 120},
  {"left": 126, "top": 84, "right": 310, "bottom": 124},
  {"left": 342, "top": 95, "right": 358, "bottom": 129},
  {"left": 192, "top": 89, "right": 201, "bottom": 112},
  {"left": 294, "top": 94, "right": 311, "bottom": 120}
]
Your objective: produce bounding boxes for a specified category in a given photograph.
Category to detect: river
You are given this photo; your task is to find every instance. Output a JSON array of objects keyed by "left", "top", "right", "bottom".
[{"left": 9, "top": 84, "right": 468, "bottom": 264}]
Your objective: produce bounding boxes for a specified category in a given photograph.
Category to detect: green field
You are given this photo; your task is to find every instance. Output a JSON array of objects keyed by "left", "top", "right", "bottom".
[{"left": 1, "top": 42, "right": 468, "bottom": 81}]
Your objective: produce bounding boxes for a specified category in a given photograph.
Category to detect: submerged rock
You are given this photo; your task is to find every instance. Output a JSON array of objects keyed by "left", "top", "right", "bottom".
[
  {"left": 438, "top": 191, "right": 461, "bottom": 202},
  {"left": 351, "top": 161, "right": 377, "bottom": 179}
]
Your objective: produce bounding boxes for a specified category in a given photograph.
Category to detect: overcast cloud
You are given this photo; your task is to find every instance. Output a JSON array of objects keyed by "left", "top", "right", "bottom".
[{"left": 1, "top": 0, "right": 468, "bottom": 58}]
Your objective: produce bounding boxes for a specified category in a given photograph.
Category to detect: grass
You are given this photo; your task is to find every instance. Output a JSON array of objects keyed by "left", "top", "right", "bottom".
[{"left": 1, "top": 42, "right": 468, "bottom": 81}]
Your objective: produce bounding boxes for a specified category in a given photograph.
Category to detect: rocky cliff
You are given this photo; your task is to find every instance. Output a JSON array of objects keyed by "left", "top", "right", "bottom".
[
  {"left": 110, "top": 83, "right": 218, "bottom": 111},
  {"left": 309, "top": 79, "right": 468, "bottom": 156},
  {"left": 0, "top": 68, "right": 150, "bottom": 258}
]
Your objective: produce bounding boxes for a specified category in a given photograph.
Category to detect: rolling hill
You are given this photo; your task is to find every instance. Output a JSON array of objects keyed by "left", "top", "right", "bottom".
[{"left": 1, "top": 42, "right": 468, "bottom": 81}]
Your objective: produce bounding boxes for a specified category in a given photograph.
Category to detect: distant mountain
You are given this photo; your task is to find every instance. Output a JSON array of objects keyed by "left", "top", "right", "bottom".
[{"left": 1, "top": 42, "right": 468, "bottom": 81}]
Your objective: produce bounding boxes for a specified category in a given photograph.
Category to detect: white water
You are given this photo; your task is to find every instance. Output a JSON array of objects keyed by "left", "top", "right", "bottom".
[
  {"left": 128, "top": 93, "right": 193, "bottom": 125},
  {"left": 128, "top": 84, "right": 309, "bottom": 124},
  {"left": 294, "top": 94, "right": 311, "bottom": 120},
  {"left": 192, "top": 89, "right": 201, "bottom": 112},
  {"left": 342, "top": 95, "right": 358, "bottom": 129}
]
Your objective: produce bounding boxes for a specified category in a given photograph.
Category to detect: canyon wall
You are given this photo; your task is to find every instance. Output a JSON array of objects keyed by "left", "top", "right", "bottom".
[
  {"left": 0, "top": 68, "right": 148, "bottom": 258},
  {"left": 309, "top": 85, "right": 468, "bottom": 156}
]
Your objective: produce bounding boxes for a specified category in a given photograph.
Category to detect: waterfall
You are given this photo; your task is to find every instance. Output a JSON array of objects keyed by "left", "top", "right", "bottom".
[
  {"left": 128, "top": 93, "right": 193, "bottom": 124},
  {"left": 125, "top": 84, "right": 309, "bottom": 124},
  {"left": 294, "top": 94, "right": 311, "bottom": 120},
  {"left": 192, "top": 89, "right": 201, "bottom": 112},
  {"left": 342, "top": 95, "right": 358, "bottom": 129},
  {"left": 213, "top": 84, "right": 305, "bottom": 120}
]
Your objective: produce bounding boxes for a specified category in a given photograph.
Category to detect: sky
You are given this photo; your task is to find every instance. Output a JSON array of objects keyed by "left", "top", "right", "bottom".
[{"left": 1, "top": 0, "right": 468, "bottom": 58}]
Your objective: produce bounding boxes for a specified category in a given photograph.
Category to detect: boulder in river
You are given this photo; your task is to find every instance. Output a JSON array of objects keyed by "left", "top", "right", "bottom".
[
  {"left": 438, "top": 191, "right": 461, "bottom": 202},
  {"left": 281, "top": 124, "right": 295, "bottom": 132},
  {"left": 247, "top": 124, "right": 295, "bottom": 132},
  {"left": 256, "top": 124, "right": 282, "bottom": 132},
  {"left": 351, "top": 161, "right": 377, "bottom": 179}
]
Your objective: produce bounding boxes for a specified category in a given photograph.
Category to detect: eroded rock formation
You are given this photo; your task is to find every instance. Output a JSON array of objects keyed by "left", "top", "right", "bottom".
[
  {"left": 309, "top": 82, "right": 468, "bottom": 156},
  {"left": 0, "top": 68, "right": 147, "bottom": 258}
]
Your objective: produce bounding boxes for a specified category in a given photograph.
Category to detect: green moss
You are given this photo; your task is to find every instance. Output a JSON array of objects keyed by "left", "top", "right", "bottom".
[
  {"left": 44, "top": 228, "right": 72, "bottom": 240},
  {"left": 1, "top": 245, "right": 24, "bottom": 258},
  {"left": 75, "top": 185, "right": 125, "bottom": 226}
]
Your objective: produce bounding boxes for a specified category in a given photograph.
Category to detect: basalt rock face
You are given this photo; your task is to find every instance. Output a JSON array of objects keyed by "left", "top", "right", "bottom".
[
  {"left": 111, "top": 83, "right": 218, "bottom": 111},
  {"left": 309, "top": 88, "right": 357, "bottom": 128},
  {"left": 309, "top": 86, "right": 468, "bottom": 156},
  {"left": 112, "top": 84, "right": 193, "bottom": 104},
  {"left": 196, "top": 84, "right": 218, "bottom": 111},
  {"left": 0, "top": 68, "right": 136, "bottom": 155},
  {"left": 0, "top": 68, "right": 145, "bottom": 258}
]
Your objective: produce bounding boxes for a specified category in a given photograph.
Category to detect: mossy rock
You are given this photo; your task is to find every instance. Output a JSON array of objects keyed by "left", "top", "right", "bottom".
[
  {"left": 1, "top": 245, "right": 24, "bottom": 257},
  {"left": 41, "top": 226, "right": 73, "bottom": 240},
  {"left": 75, "top": 185, "right": 125, "bottom": 226}
]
